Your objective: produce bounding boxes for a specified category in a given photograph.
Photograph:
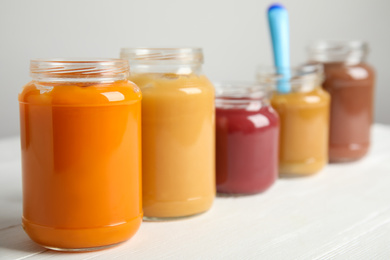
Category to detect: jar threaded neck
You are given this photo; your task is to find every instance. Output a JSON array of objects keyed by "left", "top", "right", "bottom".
[
  {"left": 120, "top": 48, "right": 203, "bottom": 64},
  {"left": 30, "top": 59, "right": 129, "bottom": 82},
  {"left": 307, "top": 41, "right": 368, "bottom": 63},
  {"left": 256, "top": 64, "right": 323, "bottom": 93}
]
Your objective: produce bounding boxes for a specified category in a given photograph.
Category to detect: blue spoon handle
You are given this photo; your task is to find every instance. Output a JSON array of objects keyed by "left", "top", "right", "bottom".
[{"left": 268, "top": 4, "right": 291, "bottom": 93}]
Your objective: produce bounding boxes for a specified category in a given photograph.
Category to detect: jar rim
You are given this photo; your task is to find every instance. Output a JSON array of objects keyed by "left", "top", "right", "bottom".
[
  {"left": 307, "top": 40, "right": 368, "bottom": 63},
  {"left": 120, "top": 48, "right": 204, "bottom": 64},
  {"left": 214, "top": 81, "right": 270, "bottom": 100},
  {"left": 257, "top": 64, "right": 323, "bottom": 83},
  {"left": 30, "top": 58, "right": 129, "bottom": 82},
  {"left": 256, "top": 64, "right": 323, "bottom": 93}
]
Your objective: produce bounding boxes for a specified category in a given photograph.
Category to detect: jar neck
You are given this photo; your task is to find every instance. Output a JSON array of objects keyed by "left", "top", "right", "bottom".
[
  {"left": 216, "top": 98, "right": 269, "bottom": 110},
  {"left": 307, "top": 41, "right": 368, "bottom": 65},
  {"left": 120, "top": 48, "right": 204, "bottom": 75},
  {"left": 129, "top": 63, "right": 202, "bottom": 75},
  {"left": 257, "top": 64, "right": 323, "bottom": 93},
  {"left": 30, "top": 59, "right": 129, "bottom": 83},
  {"left": 214, "top": 82, "right": 270, "bottom": 109}
]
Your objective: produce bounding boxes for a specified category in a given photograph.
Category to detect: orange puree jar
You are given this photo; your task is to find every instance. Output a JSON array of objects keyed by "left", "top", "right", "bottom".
[
  {"left": 121, "top": 48, "right": 215, "bottom": 220},
  {"left": 258, "top": 64, "right": 330, "bottom": 176},
  {"left": 19, "top": 59, "right": 142, "bottom": 251}
]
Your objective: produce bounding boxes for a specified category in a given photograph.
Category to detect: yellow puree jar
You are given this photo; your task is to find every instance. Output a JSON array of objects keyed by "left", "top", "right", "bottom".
[
  {"left": 258, "top": 64, "right": 330, "bottom": 176},
  {"left": 120, "top": 48, "right": 215, "bottom": 220}
]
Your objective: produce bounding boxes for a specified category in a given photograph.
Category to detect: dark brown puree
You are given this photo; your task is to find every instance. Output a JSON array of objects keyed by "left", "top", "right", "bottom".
[{"left": 322, "top": 62, "right": 375, "bottom": 162}]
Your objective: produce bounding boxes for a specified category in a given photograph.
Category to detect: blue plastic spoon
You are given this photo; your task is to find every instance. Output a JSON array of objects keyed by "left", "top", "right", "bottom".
[{"left": 268, "top": 4, "right": 291, "bottom": 93}]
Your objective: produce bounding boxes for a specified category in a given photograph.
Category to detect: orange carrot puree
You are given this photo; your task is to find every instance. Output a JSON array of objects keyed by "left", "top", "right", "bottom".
[{"left": 19, "top": 80, "right": 142, "bottom": 249}]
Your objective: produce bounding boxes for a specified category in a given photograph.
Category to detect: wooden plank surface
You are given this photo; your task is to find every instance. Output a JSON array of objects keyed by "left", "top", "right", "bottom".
[{"left": 1, "top": 125, "right": 390, "bottom": 259}]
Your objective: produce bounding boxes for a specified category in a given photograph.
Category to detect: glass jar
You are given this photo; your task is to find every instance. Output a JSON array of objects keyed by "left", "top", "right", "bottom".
[
  {"left": 257, "top": 64, "right": 330, "bottom": 176},
  {"left": 19, "top": 59, "right": 142, "bottom": 251},
  {"left": 307, "top": 41, "right": 375, "bottom": 162},
  {"left": 120, "top": 48, "right": 215, "bottom": 220},
  {"left": 215, "top": 82, "right": 279, "bottom": 194}
]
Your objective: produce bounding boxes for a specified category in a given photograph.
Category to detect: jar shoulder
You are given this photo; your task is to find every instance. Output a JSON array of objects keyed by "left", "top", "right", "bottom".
[
  {"left": 271, "top": 87, "right": 330, "bottom": 107},
  {"left": 216, "top": 105, "right": 279, "bottom": 130},
  {"left": 19, "top": 80, "right": 142, "bottom": 106},
  {"left": 323, "top": 62, "right": 375, "bottom": 81},
  {"left": 130, "top": 73, "right": 215, "bottom": 96}
]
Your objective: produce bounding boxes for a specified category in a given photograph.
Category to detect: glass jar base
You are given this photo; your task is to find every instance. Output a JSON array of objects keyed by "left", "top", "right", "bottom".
[
  {"left": 329, "top": 144, "right": 369, "bottom": 163},
  {"left": 217, "top": 192, "right": 259, "bottom": 197},
  {"left": 279, "top": 172, "right": 316, "bottom": 178},
  {"left": 22, "top": 214, "right": 142, "bottom": 251},
  {"left": 43, "top": 242, "right": 123, "bottom": 252},
  {"left": 143, "top": 196, "right": 214, "bottom": 221},
  {"left": 216, "top": 179, "right": 275, "bottom": 195},
  {"left": 279, "top": 160, "right": 326, "bottom": 177},
  {"left": 143, "top": 210, "right": 207, "bottom": 222},
  {"left": 329, "top": 157, "right": 364, "bottom": 163}
]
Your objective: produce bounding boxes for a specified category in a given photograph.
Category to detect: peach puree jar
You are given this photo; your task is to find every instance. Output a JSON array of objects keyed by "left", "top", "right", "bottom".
[
  {"left": 258, "top": 64, "right": 330, "bottom": 176},
  {"left": 19, "top": 59, "right": 142, "bottom": 251},
  {"left": 121, "top": 48, "right": 215, "bottom": 220}
]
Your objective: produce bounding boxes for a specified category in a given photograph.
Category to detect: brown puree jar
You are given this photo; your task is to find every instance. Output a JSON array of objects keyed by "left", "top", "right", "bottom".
[{"left": 307, "top": 41, "right": 375, "bottom": 162}]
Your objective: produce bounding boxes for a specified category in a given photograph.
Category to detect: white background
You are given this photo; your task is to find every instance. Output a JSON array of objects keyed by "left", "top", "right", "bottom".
[{"left": 0, "top": 0, "right": 389, "bottom": 138}]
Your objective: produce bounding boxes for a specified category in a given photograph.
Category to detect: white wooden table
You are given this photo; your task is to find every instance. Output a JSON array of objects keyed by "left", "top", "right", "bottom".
[{"left": 1, "top": 124, "right": 390, "bottom": 260}]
